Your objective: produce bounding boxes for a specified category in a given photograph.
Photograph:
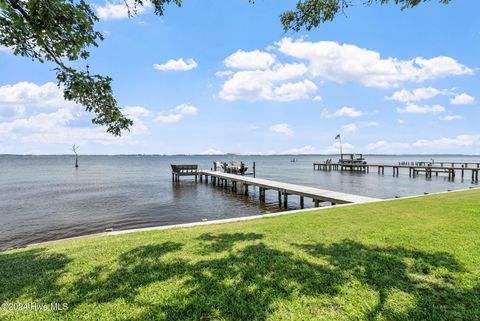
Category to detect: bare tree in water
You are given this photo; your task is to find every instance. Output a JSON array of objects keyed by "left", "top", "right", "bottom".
[{"left": 72, "top": 144, "right": 79, "bottom": 168}]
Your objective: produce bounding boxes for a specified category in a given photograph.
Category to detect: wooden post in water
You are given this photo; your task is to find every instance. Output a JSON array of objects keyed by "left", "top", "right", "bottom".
[
  {"left": 72, "top": 144, "right": 79, "bottom": 168},
  {"left": 253, "top": 162, "right": 256, "bottom": 178}
]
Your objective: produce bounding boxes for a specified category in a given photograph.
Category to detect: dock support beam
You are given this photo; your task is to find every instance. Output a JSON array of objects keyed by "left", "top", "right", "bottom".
[
  {"left": 259, "top": 187, "right": 266, "bottom": 202},
  {"left": 283, "top": 192, "right": 288, "bottom": 209},
  {"left": 300, "top": 196, "right": 304, "bottom": 209}
]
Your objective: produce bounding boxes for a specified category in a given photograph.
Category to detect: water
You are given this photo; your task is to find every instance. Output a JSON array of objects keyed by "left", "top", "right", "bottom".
[{"left": 0, "top": 154, "right": 478, "bottom": 251}]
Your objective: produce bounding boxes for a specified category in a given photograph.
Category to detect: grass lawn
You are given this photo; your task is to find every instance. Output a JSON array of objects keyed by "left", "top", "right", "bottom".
[{"left": 1, "top": 189, "right": 479, "bottom": 320}]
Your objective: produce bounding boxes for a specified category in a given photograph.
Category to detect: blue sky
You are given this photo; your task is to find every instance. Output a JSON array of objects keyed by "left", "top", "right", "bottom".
[{"left": 0, "top": 0, "right": 479, "bottom": 155}]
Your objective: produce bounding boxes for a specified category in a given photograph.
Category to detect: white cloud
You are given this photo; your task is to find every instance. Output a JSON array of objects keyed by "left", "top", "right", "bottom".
[
  {"left": 0, "top": 45, "right": 13, "bottom": 54},
  {"left": 224, "top": 50, "right": 276, "bottom": 70},
  {"left": 0, "top": 105, "right": 25, "bottom": 118},
  {"left": 22, "top": 127, "right": 135, "bottom": 145},
  {"left": 441, "top": 115, "right": 463, "bottom": 121},
  {"left": 450, "top": 93, "right": 476, "bottom": 105},
  {"left": 0, "top": 81, "right": 69, "bottom": 109},
  {"left": 413, "top": 135, "right": 480, "bottom": 148},
  {"left": 319, "top": 142, "right": 353, "bottom": 154},
  {"left": 366, "top": 140, "right": 411, "bottom": 153},
  {"left": 396, "top": 103, "right": 445, "bottom": 114},
  {"left": 153, "top": 58, "right": 198, "bottom": 72},
  {"left": 334, "top": 107, "right": 363, "bottom": 117},
  {"left": 0, "top": 111, "right": 116, "bottom": 145},
  {"left": 321, "top": 106, "right": 363, "bottom": 118},
  {"left": 122, "top": 106, "right": 153, "bottom": 134},
  {"left": 387, "top": 87, "right": 443, "bottom": 102},
  {"left": 96, "top": 0, "right": 151, "bottom": 20},
  {"left": 341, "top": 123, "right": 358, "bottom": 133},
  {"left": 155, "top": 103, "right": 198, "bottom": 123},
  {"left": 217, "top": 38, "right": 473, "bottom": 103},
  {"left": 272, "top": 80, "right": 317, "bottom": 101},
  {"left": 313, "top": 95, "right": 323, "bottom": 102},
  {"left": 276, "top": 38, "right": 473, "bottom": 88},
  {"left": 364, "top": 121, "right": 379, "bottom": 127},
  {"left": 341, "top": 121, "right": 378, "bottom": 134},
  {"left": 0, "top": 82, "right": 152, "bottom": 142},
  {"left": 123, "top": 106, "right": 153, "bottom": 118},
  {"left": 0, "top": 81, "right": 154, "bottom": 148},
  {"left": 174, "top": 103, "right": 198, "bottom": 115},
  {"left": 215, "top": 70, "right": 233, "bottom": 77},
  {"left": 284, "top": 142, "right": 353, "bottom": 154},
  {"left": 200, "top": 148, "right": 225, "bottom": 155},
  {"left": 398, "top": 119, "right": 406, "bottom": 124},
  {"left": 285, "top": 145, "right": 317, "bottom": 154},
  {"left": 218, "top": 63, "right": 315, "bottom": 102},
  {"left": 414, "top": 57, "right": 473, "bottom": 81},
  {"left": 365, "top": 135, "right": 480, "bottom": 153},
  {"left": 0, "top": 108, "right": 75, "bottom": 134},
  {"left": 0, "top": 102, "right": 151, "bottom": 145},
  {"left": 270, "top": 123, "right": 294, "bottom": 136}
]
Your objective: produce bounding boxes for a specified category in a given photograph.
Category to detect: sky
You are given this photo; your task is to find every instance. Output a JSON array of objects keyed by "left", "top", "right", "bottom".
[{"left": 0, "top": 0, "right": 479, "bottom": 155}]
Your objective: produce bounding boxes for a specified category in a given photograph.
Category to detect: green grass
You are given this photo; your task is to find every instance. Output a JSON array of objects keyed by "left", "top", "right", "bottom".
[{"left": 1, "top": 190, "right": 480, "bottom": 321}]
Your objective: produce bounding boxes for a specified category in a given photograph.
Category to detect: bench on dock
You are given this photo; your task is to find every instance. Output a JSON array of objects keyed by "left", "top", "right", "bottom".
[{"left": 171, "top": 164, "right": 199, "bottom": 182}]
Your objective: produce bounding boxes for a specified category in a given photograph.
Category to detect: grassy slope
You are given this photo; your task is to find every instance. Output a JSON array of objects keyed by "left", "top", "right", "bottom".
[{"left": 1, "top": 190, "right": 479, "bottom": 321}]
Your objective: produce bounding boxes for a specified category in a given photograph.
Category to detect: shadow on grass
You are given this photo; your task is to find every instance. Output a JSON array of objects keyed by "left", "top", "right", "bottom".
[
  {"left": 295, "top": 240, "right": 479, "bottom": 320},
  {"left": 196, "top": 232, "right": 263, "bottom": 254},
  {"left": 63, "top": 233, "right": 339, "bottom": 320},
  {"left": 0, "top": 248, "right": 70, "bottom": 303},
  {"left": 1, "top": 235, "right": 478, "bottom": 320}
]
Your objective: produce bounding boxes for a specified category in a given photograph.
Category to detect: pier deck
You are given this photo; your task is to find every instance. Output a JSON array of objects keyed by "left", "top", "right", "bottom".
[{"left": 199, "top": 170, "right": 379, "bottom": 207}]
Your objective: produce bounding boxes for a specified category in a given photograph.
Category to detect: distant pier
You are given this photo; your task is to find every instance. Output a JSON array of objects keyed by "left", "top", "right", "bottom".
[{"left": 313, "top": 161, "right": 480, "bottom": 181}]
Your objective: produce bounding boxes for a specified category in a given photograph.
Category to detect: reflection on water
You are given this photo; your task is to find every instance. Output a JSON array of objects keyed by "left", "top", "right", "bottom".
[{"left": 0, "top": 154, "right": 478, "bottom": 250}]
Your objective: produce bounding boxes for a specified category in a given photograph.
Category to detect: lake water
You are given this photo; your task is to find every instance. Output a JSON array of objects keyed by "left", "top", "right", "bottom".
[{"left": 0, "top": 154, "right": 478, "bottom": 251}]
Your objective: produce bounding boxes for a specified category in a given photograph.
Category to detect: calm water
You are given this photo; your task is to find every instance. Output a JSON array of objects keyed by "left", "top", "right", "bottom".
[{"left": 0, "top": 154, "right": 478, "bottom": 250}]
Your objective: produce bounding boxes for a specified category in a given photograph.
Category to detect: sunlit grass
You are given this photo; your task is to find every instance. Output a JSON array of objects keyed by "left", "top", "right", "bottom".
[{"left": 1, "top": 189, "right": 479, "bottom": 320}]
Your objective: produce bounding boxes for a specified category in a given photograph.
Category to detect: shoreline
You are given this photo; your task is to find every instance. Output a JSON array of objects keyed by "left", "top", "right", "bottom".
[{"left": 22, "top": 186, "right": 479, "bottom": 250}]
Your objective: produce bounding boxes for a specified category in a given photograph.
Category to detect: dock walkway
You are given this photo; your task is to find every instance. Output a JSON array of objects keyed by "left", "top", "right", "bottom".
[
  {"left": 199, "top": 170, "right": 379, "bottom": 208},
  {"left": 313, "top": 162, "right": 479, "bottom": 181}
]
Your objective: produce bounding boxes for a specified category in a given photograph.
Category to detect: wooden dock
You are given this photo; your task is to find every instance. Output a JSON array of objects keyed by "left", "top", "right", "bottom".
[
  {"left": 313, "top": 162, "right": 480, "bottom": 181},
  {"left": 171, "top": 164, "right": 199, "bottom": 182},
  {"left": 197, "top": 170, "right": 379, "bottom": 208}
]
